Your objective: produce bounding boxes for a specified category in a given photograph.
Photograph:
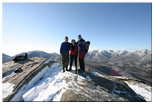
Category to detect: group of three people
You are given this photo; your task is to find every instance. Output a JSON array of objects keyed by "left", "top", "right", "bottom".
[{"left": 60, "top": 35, "right": 90, "bottom": 73}]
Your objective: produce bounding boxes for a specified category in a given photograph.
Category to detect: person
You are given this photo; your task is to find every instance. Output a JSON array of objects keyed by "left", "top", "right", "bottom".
[
  {"left": 69, "top": 39, "right": 78, "bottom": 72},
  {"left": 60, "top": 36, "right": 70, "bottom": 72},
  {"left": 25, "top": 53, "right": 28, "bottom": 59},
  {"left": 77, "top": 35, "right": 87, "bottom": 72},
  {"left": 86, "top": 41, "right": 90, "bottom": 53}
]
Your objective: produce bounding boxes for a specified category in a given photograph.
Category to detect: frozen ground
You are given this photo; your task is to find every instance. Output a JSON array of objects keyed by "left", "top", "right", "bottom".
[
  {"left": 125, "top": 81, "right": 152, "bottom": 101},
  {"left": 3, "top": 62, "right": 152, "bottom": 102},
  {"left": 8, "top": 63, "right": 88, "bottom": 101},
  {"left": 2, "top": 83, "right": 15, "bottom": 99}
]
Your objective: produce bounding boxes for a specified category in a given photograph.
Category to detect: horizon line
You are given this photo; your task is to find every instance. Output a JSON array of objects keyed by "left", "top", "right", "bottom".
[{"left": 3, "top": 48, "right": 151, "bottom": 56}]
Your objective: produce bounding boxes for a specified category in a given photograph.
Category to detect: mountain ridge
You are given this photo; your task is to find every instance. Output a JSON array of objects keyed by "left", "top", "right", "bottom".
[
  {"left": 2, "top": 57, "right": 150, "bottom": 101},
  {"left": 2, "top": 49, "right": 151, "bottom": 63},
  {"left": 2, "top": 50, "right": 60, "bottom": 63}
]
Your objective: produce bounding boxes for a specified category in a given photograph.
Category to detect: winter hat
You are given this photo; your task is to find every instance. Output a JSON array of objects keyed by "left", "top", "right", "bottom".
[{"left": 78, "top": 35, "right": 81, "bottom": 38}]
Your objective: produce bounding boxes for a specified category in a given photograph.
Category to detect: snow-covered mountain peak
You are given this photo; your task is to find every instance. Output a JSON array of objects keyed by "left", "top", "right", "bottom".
[{"left": 87, "top": 49, "right": 151, "bottom": 58}]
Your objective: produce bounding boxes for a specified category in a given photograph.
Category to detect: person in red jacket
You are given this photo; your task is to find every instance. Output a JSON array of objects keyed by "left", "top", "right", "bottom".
[{"left": 69, "top": 39, "right": 78, "bottom": 72}]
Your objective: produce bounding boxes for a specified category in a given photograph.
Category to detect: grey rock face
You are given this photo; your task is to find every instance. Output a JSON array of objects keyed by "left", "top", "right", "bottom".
[
  {"left": 2, "top": 57, "right": 47, "bottom": 101},
  {"left": 60, "top": 71, "right": 146, "bottom": 102}
]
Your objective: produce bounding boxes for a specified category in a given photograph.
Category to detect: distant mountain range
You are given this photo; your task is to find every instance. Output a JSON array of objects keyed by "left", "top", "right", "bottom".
[
  {"left": 86, "top": 49, "right": 151, "bottom": 65},
  {"left": 2, "top": 54, "right": 11, "bottom": 63},
  {"left": 85, "top": 49, "right": 152, "bottom": 85},
  {"left": 3, "top": 49, "right": 151, "bottom": 64}
]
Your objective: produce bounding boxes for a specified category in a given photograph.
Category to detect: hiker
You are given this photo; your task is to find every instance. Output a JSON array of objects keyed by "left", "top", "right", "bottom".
[
  {"left": 69, "top": 39, "right": 78, "bottom": 72},
  {"left": 60, "top": 36, "right": 70, "bottom": 72},
  {"left": 77, "top": 35, "right": 87, "bottom": 72}
]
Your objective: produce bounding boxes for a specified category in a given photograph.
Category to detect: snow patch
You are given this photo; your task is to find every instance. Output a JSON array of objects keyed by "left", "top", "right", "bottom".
[
  {"left": 2, "top": 83, "right": 15, "bottom": 99},
  {"left": 86, "top": 76, "right": 93, "bottom": 81},
  {"left": 8, "top": 64, "right": 94, "bottom": 101},
  {"left": 125, "top": 81, "right": 152, "bottom": 101},
  {"left": 10, "top": 63, "right": 61, "bottom": 101},
  {"left": 92, "top": 71, "right": 102, "bottom": 77},
  {"left": 44, "top": 59, "right": 50, "bottom": 64},
  {"left": 52, "top": 88, "right": 67, "bottom": 101},
  {"left": 22, "top": 63, "right": 68, "bottom": 101}
]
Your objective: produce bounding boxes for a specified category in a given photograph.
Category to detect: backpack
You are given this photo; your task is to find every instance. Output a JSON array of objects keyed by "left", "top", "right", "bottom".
[
  {"left": 78, "top": 39, "right": 86, "bottom": 52},
  {"left": 86, "top": 41, "right": 90, "bottom": 53}
]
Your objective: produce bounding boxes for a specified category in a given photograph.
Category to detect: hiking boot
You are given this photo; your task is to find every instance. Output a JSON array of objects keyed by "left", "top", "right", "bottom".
[
  {"left": 66, "top": 68, "right": 69, "bottom": 71},
  {"left": 75, "top": 69, "right": 78, "bottom": 74},
  {"left": 63, "top": 67, "right": 65, "bottom": 72}
]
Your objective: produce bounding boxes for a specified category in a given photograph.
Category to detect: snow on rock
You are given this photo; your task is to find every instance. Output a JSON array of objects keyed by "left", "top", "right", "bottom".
[
  {"left": 44, "top": 60, "right": 50, "bottom": 64},
  {"left": 86, "top": 76, "right": 93, "bottom": 81},
  {"left": 24, "top": 72, "right": 67, "bottom": 101},
  {"left": 52, "top": 88, "right": 67, "bottom": 101},
  {"left": 92, "top": 71, "right": 102, "bottom": 77},
  {"left": 22, "top": 64, "right": 79, "bottom": 101},
  {"left": 2, "top": 83, "right": 15, "bottom": 99},
  {"left": 23, "top": 66, "right": 89, "bottom": 101},
  {"left": 125, "top": 81, "right": 152, "bottom": 101},
  {"left": 10, "top": 63, "right": 62, "bottom": 101}
]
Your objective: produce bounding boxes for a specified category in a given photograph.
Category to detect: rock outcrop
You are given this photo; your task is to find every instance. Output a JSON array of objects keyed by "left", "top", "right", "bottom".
[
  {"left": 2, "top": 57, "right": 54, "bottom": 101},
  {"left": 2, "top": 58, "right": 151, "bottom": 102},
  {"left": 60, "top": 71, "right": 146, "bottom": 101}
]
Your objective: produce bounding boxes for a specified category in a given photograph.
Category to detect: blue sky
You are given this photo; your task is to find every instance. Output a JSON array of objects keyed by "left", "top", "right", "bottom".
[{"left": 3, "top": 3, "right": 151, "bottom": 56}]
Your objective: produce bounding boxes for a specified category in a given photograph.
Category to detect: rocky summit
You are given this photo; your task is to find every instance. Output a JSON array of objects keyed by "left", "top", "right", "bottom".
[{"left": 2, "top": 56, "right": 151, "bottom": 102}]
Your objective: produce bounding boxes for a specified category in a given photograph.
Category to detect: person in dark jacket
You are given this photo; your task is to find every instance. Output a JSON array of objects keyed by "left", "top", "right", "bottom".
[
  {"left": 77, "top": 35, "right": 87, "bottom": 72},
  {"left": 60, "top": 36, "right": 70, "bottom": 72},
  {"left": 69, "top": 39, "right": 78, "bottom": 72}
]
